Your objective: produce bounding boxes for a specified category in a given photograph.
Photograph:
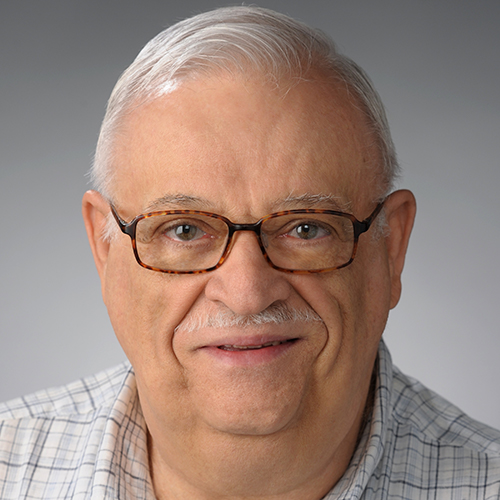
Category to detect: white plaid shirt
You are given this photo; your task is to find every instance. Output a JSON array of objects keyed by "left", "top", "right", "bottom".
[{"left": 1, "top": 340, "right": 499, "bottom": 499}]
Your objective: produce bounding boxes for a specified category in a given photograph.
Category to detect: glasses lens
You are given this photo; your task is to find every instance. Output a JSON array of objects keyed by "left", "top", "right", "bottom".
[
  {"left": 262, "top": 213, "right": 355, "bottom": 271},
  {"left": 135, "top": 214, "right": 229, "bottom": 272}
]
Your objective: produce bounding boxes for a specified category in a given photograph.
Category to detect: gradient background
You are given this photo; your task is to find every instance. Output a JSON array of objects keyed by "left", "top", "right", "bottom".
[{"left": 1, "top": 0, "right": 499, "bottom": 429}]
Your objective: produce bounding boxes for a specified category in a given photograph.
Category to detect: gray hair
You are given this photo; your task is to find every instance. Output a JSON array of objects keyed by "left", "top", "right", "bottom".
[{"left": 91, "top": 6, "right": 399, "bottom": 201}]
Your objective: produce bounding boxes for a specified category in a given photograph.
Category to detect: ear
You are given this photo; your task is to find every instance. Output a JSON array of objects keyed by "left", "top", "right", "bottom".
[
  {"left": 82, "top": 190, "right": 112, "bottom": 289},
  {"left": 383, "top": 189, "right": 416, "bottom": 309}
]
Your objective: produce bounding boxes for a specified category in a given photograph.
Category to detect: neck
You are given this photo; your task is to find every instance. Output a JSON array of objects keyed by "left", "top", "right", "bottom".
[{"left": 147, "top": 404, "right": 367, "bottom": 500}]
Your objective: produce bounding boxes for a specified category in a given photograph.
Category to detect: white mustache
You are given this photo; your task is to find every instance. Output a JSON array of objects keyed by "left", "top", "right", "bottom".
[{"left": 175, "top": 302, "right": 323, "bottom": 333}]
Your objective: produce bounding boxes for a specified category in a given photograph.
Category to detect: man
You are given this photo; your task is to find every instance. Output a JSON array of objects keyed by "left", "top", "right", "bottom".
[{"left": 0, "top": 6, "right": 499, "bottom": 499}]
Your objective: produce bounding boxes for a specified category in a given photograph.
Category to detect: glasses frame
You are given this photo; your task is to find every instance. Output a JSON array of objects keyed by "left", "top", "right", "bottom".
[{"left": 110, "top": 202, "right": 385, "bottom": 275}]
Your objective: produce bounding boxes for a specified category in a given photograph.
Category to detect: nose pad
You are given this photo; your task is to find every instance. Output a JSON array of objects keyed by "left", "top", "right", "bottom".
[{"left": 260, "top": 231, "right": 269, "bottom": 249}]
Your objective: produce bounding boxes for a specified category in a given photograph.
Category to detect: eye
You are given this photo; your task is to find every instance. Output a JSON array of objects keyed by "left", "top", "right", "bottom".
[
  {"left": 288, "top": 222, "right": 329, "bottom": 240},
  {"left": 165, "top": 223, "right": 207, "bottom": 242}
]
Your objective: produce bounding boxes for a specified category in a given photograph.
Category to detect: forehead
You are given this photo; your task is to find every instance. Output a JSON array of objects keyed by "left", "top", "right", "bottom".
[{"left": 111, "top": 73, "right": 381, "bottom": 217}]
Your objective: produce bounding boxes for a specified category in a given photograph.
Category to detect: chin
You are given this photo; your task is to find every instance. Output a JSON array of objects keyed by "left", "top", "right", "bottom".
[
  {"left": 206, "top": 411, "right": 296, "bottom": 437},
  {"left": 195, "top": 391, "right": 305, "bottom": 437}
]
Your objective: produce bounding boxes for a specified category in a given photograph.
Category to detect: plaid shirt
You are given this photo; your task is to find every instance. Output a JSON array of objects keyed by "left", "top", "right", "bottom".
[{"left": 1, "top": 340, "right": 499, "bottom": 499}]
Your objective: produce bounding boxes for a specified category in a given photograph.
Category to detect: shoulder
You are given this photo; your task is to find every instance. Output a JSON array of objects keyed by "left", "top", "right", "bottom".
[
  {"left": 0, "top": 363, "right": 143, "bottom": 499},
  {"left": 391, "top": 365, "right": 500, "bottom": 457},
  {"left": 371, "top": 362, "right": 500, "bottom": 497},
  {"left": 0, "top": 362, "right": 133, "bottom": 420}
]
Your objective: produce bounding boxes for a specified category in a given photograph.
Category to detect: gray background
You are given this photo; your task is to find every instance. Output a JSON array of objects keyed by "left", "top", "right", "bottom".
[{"left": 1, "top": 0, "right": 499, "bottom": 429}]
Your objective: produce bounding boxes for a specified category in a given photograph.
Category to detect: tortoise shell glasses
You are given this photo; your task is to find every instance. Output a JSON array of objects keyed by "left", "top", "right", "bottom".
[{"left": 110, "top": 202, "right": 385, "bottom": 275}]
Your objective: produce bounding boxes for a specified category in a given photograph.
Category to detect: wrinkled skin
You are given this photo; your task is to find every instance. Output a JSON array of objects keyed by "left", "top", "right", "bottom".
[{"left": 83, "top": 73, "right": 416, "bottom": 500}]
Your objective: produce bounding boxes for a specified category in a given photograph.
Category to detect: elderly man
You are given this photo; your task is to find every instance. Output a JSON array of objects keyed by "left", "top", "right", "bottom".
[{"left": 1, "top": 6, "right": 499, "bottom": 500}]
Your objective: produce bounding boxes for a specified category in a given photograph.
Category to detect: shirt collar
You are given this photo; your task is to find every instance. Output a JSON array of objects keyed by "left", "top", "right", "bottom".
[
  {"left": 88, "top": 366, "right": 155, "bottom": 499},
  {"left": 324, "top": 339, "right": 393, "bottom": 499}
]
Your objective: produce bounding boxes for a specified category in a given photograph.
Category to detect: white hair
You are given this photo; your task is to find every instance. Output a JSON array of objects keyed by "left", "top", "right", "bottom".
[
  {"left": 174, "top": 301, "right": 323, "bottom": 334},
  {"left": 91, "top": 5, "right": 399, "bottom": 203}
]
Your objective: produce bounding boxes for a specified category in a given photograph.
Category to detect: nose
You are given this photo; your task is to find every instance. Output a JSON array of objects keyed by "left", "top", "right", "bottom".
[{"left": 204, "top": 231, "right": 292, "bottom": 316}]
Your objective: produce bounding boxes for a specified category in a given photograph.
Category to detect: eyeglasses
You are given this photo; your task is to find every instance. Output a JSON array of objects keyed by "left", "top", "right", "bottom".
[{"left": 110, "top": 202, "right": 384, "bottom": 274}]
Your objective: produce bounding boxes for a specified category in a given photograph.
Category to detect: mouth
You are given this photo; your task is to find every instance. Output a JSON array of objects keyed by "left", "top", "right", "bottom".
[
  {"left": 198, "top": 336, "right": 302, "bottom": 366},
  {"left": 217, "top": 339, "right": 298, "bottom": 351}
]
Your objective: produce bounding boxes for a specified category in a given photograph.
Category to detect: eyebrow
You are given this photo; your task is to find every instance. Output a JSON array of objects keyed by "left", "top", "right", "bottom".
[
  {"left": 275, "top": 193, "right": 351, "bottom": 212},
  {"left": 145, "top": 194, "right": 213, "bottom": 212},
  {"left": 144, "top": 192, "right": 351, "bottom": 214}
]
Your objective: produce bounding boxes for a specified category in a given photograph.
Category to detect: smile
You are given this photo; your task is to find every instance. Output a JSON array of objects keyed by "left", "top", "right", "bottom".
[{"left": 217, "top": 339, "right": 297, "bottom": 351}]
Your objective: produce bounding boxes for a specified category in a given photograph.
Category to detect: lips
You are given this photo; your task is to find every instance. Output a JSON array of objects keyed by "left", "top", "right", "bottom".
[
  {"left": 197, "top": 336, "right": 300, "bottom": 366},
  {"left": 217, "top": 339, "right": 296, "bottom": 351}
]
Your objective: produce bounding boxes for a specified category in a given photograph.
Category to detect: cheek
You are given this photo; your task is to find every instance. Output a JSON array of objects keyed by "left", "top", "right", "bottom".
[
  {"left": 291, "top": 247, "right": 391, "bottom": 388},
  {"left": 329, "top": 250, "right": 391, "bottom": 386},
  {"left": 103, "top": 242, "right": 207, "bottom": 371},
  {"left": 274, "top": 269, "right": 385, "bottom": 450},
  {"left": 103, "top": 245, "right": 214, "bottom": 432}
]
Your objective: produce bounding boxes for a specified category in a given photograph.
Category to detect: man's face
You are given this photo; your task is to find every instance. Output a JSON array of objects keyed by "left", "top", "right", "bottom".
[{"left": 84, "top": 73, "right": 414, "bottom": 472}]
